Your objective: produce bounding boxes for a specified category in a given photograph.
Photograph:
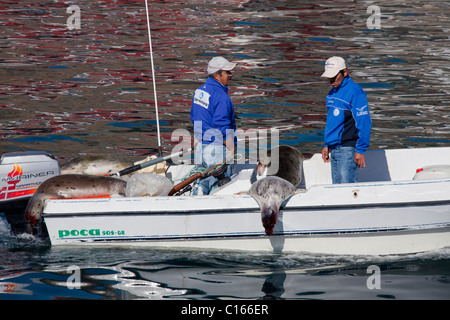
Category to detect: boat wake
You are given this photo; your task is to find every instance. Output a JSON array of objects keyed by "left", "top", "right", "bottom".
[{"left": 0, "top": 214, "right": 49, "bottom": 250}]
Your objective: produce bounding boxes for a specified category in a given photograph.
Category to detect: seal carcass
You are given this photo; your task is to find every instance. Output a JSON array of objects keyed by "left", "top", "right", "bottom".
[
  {"left": 249, "top": 176, "right": 297, "bottom": 235},
  {"left": 25, "top": 174, "right": 127, "bottom": 229},
  {"left": 60, "top": 155, "right": 133, "bottom": 177},
  {"left": 257, "top": 145, "right": 304, "bottom": 187}
]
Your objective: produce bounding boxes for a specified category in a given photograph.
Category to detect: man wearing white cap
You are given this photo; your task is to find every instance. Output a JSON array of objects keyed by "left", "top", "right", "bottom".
[
  {"left": 320, "top": 56, "right": 372, "bottom": 183},
  {"left": 190, "top": 56, "right": 237, "bottom": 194}
]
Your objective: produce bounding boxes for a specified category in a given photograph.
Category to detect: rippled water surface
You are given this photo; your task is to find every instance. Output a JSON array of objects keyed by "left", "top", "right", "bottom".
[
  {"left": 1, "top": 0, "right": 450, "bottom": 158},
  {"left": 1, "top": 228, "right": 449, "bottom": 300},
  {"left": 1, "top": 0, "right": 449, "bottom": 300}
]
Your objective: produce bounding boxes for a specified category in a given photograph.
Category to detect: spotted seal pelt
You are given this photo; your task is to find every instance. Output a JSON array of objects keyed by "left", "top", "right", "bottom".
[
  {"left": 249, "top": 176, "right": 297, "bottom": 235},
  {"left": 25, "top": 174, "right": 127, "bottom": 229},
  {"left": 257, "top": 145, "right": 304, "bottom": 187},
  {"left": 60, "top": 155, "right": 133, "bottom": 178}
]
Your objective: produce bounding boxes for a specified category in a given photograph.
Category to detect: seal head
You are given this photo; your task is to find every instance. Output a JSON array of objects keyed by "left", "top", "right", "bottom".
[{"left": 249, "top": 176, "right": 296, "bottom": 235}]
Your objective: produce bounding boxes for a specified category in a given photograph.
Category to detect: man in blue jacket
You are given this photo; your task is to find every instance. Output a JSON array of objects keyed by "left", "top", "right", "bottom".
[
  {"left": 320, "top": 56, "right": 372, "bottom": 183},
  {"left": 190, "top": 56, "right": 237, "bottom": 194}
]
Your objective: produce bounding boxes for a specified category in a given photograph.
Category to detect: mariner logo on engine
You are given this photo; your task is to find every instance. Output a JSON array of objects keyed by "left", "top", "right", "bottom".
[{"left": 1, "top": 163, "right": 56, "bottom": 183}]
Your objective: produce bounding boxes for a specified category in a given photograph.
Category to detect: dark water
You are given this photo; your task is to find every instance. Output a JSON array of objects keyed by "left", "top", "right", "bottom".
[
  {"left": 1, "top": 0, "right": 450, "bottom": 300},
  {"left": 1, "top": 222, "right": 449, "bottom": 300}
]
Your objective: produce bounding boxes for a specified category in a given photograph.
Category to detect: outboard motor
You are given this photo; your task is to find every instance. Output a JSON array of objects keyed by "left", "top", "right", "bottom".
[{"left": 0, "top": 151, "right": 60, "bottom": 234}]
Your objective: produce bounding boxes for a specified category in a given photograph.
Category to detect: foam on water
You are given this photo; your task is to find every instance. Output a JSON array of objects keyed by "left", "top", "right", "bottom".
[{"left": 0, "top": 215, "right": 12, "bottom": 242}]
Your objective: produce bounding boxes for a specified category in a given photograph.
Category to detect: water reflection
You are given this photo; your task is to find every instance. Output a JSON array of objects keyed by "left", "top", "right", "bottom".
[
  {"left": 27, "top": 253, "right": 450, "bottom": 300},
  {"left": 0, "top": 233, "right": 449, "bottom": 300},
  {"left": 1, "top": 0, "right": 449, "bottom": 158},
  {"left": 261, "top": 270, "right": 286, "bottom": 299},
  {"left": 1, "top": 0, "right": 450, "bottom": 301}
]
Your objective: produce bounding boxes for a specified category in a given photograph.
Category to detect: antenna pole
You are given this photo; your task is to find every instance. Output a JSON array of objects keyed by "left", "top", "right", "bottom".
[{"left": 144, "top": 0, "right": 162, "bottom": 156}]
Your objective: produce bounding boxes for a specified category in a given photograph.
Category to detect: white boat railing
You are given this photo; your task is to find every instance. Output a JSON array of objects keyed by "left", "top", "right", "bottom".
[{"left": 301, "top": 147, "right": 450, "bottom": 189}]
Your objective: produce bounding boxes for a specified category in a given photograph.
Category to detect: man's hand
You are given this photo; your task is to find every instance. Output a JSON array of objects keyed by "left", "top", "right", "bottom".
[
  {"left": 224, "top": 136, "right": 235, "bottom": 158},
  {"left": 354, "top": 153, "right": 366, "bottom": 169},
  {"left": 322, "top": 147, "right": 330, "bottom": 163}
]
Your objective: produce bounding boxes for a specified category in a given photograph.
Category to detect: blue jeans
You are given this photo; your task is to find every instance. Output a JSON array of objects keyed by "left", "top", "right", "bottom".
[
  {"left": 330, "top": 146, "right": 357, "bottom": 184},
  {"left": 193, "top": 143, "right": 234, "bottom": 195}
]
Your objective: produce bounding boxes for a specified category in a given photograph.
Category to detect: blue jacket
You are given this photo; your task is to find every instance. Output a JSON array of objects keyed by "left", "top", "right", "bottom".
[
  {"left": 190, "top": 77, "right": 236, "bottom": 145},
  {"left": 324, "top": 76, "right": 372, "bottom": 154}
]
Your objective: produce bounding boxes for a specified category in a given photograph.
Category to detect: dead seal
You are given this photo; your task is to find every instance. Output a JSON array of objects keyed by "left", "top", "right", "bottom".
[
  {"left": 257, "top": 145, "right": 304, "bottom": 187},
  {"left": 25, "top": 174, "right": 127, "bottom": 229},
  {"left": 249, "top": 176, "right": 296, "bottom": 235},
  {"left": 60, "top": 155, "right": 133, "bottom": 177}
]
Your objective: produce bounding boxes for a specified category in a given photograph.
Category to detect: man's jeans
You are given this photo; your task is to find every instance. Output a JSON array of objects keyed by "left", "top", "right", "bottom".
[
  {"left": 330, "top": 146, "right": 357, "bottom": 184},
  {"left": 193, "top": 143, "right": 234, "bottom": 195}
]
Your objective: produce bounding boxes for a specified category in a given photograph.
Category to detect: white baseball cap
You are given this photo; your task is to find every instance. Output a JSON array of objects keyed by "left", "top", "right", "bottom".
[
  {"left": 321, "top": 56, "right": 347, "bottom": 78},
  {"left": 207, "top": 56, "right": 237, "bottom": 74}
]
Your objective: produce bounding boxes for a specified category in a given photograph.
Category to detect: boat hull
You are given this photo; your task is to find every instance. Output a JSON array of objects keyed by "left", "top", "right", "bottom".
[
  {"left": 43, "top": 191, "right": 450, "bottom": 255},
  {"left": 42, "top": 147, "right": 450, "bottom": 255},
  {"left": 45, "top": 223, "right": 450, "bottom": 256},
  {"left": 50, "top": 228, "right": 447, "bottom": 256}
]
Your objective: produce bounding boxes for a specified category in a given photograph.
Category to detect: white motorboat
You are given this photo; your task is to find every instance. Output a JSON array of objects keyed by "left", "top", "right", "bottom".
[
  {"left": 40, "top": 146, "right": 450, "bottom": 255},
  {"left": 0, "top": 151, "right": 60, "bottom": 234}
]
